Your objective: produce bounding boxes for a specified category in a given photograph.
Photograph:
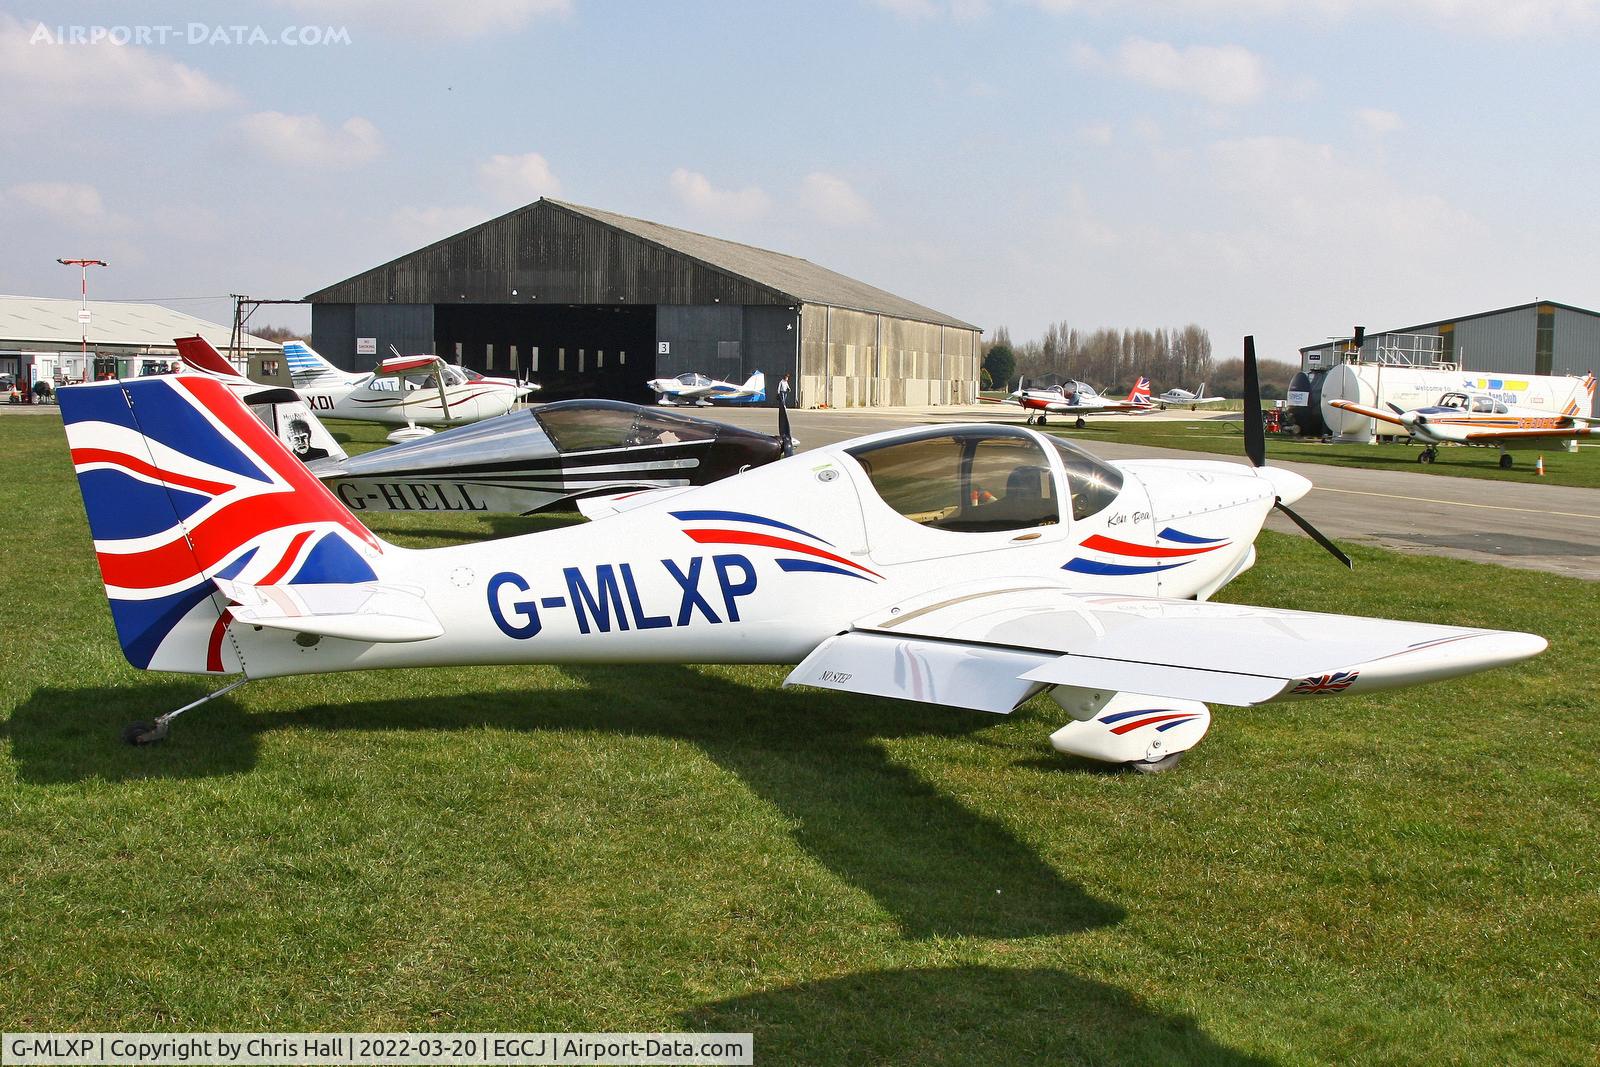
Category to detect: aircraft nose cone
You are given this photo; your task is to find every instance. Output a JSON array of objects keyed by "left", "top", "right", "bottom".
[{"left": 1255, "top": 465, "right": 1312, "bottom": 505}]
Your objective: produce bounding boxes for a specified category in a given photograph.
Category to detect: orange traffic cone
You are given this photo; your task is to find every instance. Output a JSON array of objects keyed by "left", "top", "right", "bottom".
[{"left": 1535, "top": 455, "right": 1545, "bottom": 477}]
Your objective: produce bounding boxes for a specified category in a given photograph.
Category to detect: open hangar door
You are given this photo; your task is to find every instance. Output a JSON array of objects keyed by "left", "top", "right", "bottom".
[{"left": 434, "top": 303, "right": 655, "bottom": 401}]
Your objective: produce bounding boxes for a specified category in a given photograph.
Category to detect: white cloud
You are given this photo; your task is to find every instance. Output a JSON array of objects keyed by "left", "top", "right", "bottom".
[
  {"left": 479, "top": 152, "right": 562, "bottom": 204},
  {"left": 6, "top": 182, "right": 106, "bottom": 221},
  {"left": 1079, "top": 37, "right": 1267, "bottom": 106},
  {"left": 277, "top": 0, "right": 571, "bottom": 38},
  {"left": 237, "top": 112, "right": 384, "bottom": 168},
  {"left": 799, "top": 172, "right": 874, "bottom": 227},
  {"left": 1035, "top": 1, "right": 1598, "bottom": 35},
  {"left": 1355, "top": 107, "right": 1405, "bottom": 134},
  {"left": 390, "top": 205, "right": 490, "bottom": 245},
  {"left": 1209, "top": 134, "right": 1480, "bottom": 244},
  {"left": 872, "top": 0, "right": 992, "bottom": 18},
  {"left": 668, "top": 169, "right": 771, "bottom": 222},
  {"left": 1080, "top": 122, "right": 1115, "bottom": 145},
  {"left": 0, "top": 14, "right": 235, "bottom": 112}
]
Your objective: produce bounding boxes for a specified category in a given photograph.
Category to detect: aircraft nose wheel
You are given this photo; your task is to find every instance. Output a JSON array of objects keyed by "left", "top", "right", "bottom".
[
  {"left": 1127, "top": 752, "right": 1184, "bottom": 774},
  {"left": 1418, "top": 448, "right": 1437, "bottom": 464},
  {"left": 1499, "top": 453, "right": 1514, "bottom": 469}
]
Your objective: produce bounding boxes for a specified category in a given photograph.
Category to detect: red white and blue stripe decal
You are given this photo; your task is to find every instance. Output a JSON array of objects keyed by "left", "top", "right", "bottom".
[
  {"left": 1291, "top": 671, "right": 1359, "bottom": 695},
  {"left": 671, "top": 509, "right": 883, "bottom": 582},
  {"left": 61, "top": 376, "right": 381, "bottom": 671},
  {"left": 1098, "top": 708, "right": 1202, "bottom": 734},
  {"left": 1063, "top": 527, "right": 1230, "bottom": 577}
]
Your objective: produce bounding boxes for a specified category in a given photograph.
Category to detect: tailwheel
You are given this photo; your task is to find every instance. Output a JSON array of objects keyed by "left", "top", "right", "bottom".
[
  {"left": 1499, "top": 453, "right": 1514, "bottom": 469},
  {"left": 1075, "top": 417, "right": 1086, "bottom": 429},
  {"left": 121, "top": 720, "right": 169, "bottom": 746}
]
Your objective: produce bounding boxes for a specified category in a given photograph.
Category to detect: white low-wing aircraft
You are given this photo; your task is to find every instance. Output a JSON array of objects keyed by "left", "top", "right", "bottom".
[
  {"left": 1157, "top": 382, "right": 1226, "bottom": 409},
  {"left": 646, "top": 370, "right": 766, "bottom": 406},
  {"left": 58, "top": 339, "right": 1545, "bottom": 771},
  {"left": 281, "top": 340, "right": 538, "bottom": 434},
  {"left": 1330, "top": 377, "right": 1599, "bottom": 467},
  {"left": 989, "top": 377, "right": 1153, "bottom": 428}
]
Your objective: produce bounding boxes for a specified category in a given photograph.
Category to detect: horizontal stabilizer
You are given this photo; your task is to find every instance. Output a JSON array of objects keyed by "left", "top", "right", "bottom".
[{"left": 214, "top": 577, "right": 443, "bottom": 643}]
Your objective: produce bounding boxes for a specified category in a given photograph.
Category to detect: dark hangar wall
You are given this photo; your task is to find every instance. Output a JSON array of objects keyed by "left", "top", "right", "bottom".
[{"left": 310, "top": 200, "right": 791, "bottom": 308}]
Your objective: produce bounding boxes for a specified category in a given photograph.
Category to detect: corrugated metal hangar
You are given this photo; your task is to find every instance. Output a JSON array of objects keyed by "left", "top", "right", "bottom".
[
  {"left": 1299, "top": 300, "right": 1600, "bottom": 378},
  {"left": 306, "top": 198, "right": 982, "bottom": 407}
]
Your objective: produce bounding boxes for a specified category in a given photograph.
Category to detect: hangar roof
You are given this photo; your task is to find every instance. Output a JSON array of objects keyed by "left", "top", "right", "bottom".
[
  {"left": 546, "top": 200, "right": 979, "bottom": 330},
  {"left": 0, "top": 295, "right": 280, "bottom": 352},
  {"left": 306, "top": 198, "right": 980, "bottom": 331}
]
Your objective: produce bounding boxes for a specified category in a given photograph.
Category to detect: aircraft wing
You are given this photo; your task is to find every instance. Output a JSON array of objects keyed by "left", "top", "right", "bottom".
[
  {"left": 784, "top": 580, "right": 1544, "bottom": 713},
  {"left": 1328, "top": 399, "right": 1411, "bottom": 429},
  {"left": 214, "top": 577, "right": 443, "bottom": 643}
]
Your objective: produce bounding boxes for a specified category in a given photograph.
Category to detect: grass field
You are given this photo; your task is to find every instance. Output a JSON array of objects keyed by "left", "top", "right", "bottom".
[
  {"left": 1043, "top": 418, "right": 1600, "bottom": 489},
  {"left": 2, "top": 414, "right": 1597, "bottom": 1064}
]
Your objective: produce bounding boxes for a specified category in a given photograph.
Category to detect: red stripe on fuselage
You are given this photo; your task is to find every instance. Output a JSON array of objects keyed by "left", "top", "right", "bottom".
[
  {"left": 1079, "top": 534, "right": 1226, "bottom": 558},
  {"left": 684, "top": 529, "right": 883, "bottom": 578}
]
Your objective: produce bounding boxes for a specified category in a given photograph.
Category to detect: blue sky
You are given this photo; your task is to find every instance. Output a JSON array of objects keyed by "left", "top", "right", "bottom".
[{"left": 2, "top": 0, "right": 1597, "bottom": 364}]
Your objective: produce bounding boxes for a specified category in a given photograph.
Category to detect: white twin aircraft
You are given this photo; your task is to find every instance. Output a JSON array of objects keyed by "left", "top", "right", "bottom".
[
  {"left": 1156, "top": 382, "right": 1226, "bottom": 409},
  {"left": 59, "top": 338, "right": 1545, "bottom": 772}
]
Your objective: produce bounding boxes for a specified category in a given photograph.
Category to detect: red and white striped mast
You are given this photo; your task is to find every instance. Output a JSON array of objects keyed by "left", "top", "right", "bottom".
[{"left": 56, "top": 257, "right": 107, "bottom": 382}]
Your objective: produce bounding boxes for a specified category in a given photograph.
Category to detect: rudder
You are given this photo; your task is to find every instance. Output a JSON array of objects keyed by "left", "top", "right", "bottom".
[{"left": 59, "top": 376, "right": 385, "bottom": 674}]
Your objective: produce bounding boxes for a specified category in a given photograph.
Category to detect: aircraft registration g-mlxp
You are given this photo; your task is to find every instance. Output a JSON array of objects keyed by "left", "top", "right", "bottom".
[{"left": 59, "top": 339, "right": 1546, "bottom": 772}]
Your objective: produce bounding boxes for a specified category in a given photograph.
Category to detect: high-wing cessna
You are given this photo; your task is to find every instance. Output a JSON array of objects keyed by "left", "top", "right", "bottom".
[
  {"left": 58, "top": 339, "right": 1544, "bottom": 772},
  {"left": 1330, "top": 376, "right": 1599, "bottom": 467},
  {"left": 1156, "top": 382, "right": 1226, "bottom": 409},
  {"left": 994, "top": 377, "right": 1153, "bottom": 427},
  {"left": 646, "top": 370, "right": 766, "bottom": 406},
  {"left": 281, "top": 340, "right": 539, "bottom": 435}
]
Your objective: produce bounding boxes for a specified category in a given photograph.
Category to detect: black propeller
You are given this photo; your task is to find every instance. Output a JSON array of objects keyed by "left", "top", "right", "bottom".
[
  {"left": 1243, "top": 335, "right": 1354, "bottom": 569},
  {"left": 778, "top": 389, "right": 795, "bottom": 458}
]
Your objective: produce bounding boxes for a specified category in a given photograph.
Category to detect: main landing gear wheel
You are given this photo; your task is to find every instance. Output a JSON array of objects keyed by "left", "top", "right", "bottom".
[
  {"left": 1499, "top": 453, "right": 1514, "bottom": 469},
  {"left": 1418, "top": 448, "right": 1437, "bottom": 464},
  {"left": 1127, "top": 752, "right": 1184, "bottom": 774},
  {"left": 1075, "top": 417, "right": 1087, "bottom": 429}
]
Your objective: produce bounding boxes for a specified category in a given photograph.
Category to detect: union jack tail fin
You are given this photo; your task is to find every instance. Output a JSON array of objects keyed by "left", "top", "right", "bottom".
[
  {"left": 1127, "top": 376, "right": 1153, "bottom": 406},
  {"left": 282, "top": 340, "right": 359, "bottom": 390},
  {"left": 58, "top": 375, "right": 386, "bottom": 674}
]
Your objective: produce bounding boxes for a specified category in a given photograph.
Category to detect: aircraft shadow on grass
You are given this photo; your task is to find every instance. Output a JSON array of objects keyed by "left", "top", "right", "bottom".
[
  {"left": 680, "top": 965, "right": 1274, "bottom": 1066},
  {"left": 8, "top": 666, "right": 1123, "bottom": 940}
]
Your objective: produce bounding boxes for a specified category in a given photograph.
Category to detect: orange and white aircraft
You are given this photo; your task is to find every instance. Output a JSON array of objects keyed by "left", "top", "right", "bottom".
[
  {"left": 991, "top": 376, "right": 1154, "bottom": 428},
  {"left": 1330, "top": 374, "right": 1598, "bottom": 468}
]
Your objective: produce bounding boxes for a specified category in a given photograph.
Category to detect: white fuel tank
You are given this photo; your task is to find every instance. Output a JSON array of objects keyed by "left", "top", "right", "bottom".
[{"left": 1321, "top": 364, "right": 1593, "bottom": 442}]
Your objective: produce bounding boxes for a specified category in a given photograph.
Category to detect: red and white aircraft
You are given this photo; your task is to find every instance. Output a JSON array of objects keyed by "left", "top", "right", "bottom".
[
  {"left": 281, "top": 341, "right": 538, "bottom": 436},
  {"left": 993, "top": 376, "right": 1153, "bottom": 427},
  {"left": 57, "top": 339, "right": 1544, "bottom": 772},
  {"left": 1330, "top": 375, "right": 1599, "bottom": 467}
]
